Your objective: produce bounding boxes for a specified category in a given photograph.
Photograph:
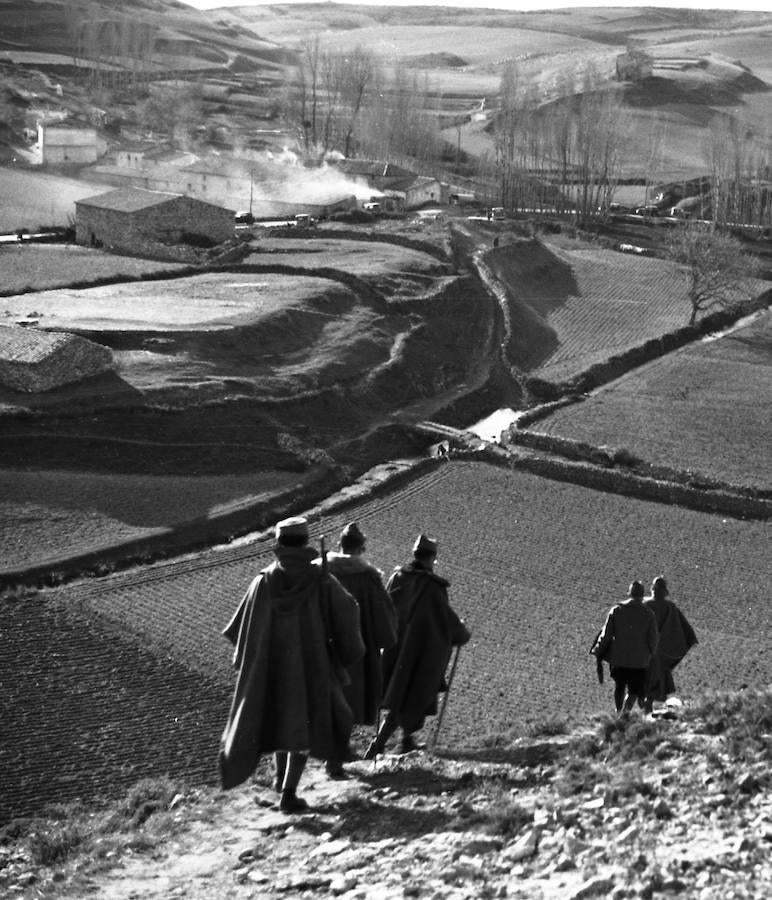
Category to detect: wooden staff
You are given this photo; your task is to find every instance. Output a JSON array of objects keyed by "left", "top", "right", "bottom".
[{"left": 431, "top": 644, "right": 461, "bottom": 750}]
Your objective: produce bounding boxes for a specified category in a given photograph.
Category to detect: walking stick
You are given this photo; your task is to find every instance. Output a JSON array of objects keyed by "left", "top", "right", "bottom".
[{"left": 431, "top": 645, "right": 461, "bottom": 750}]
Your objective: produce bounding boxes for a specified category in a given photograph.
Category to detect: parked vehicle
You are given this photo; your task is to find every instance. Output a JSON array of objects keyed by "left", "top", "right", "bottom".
[
  {"left": 489, "top": 207, "right": 506, "bottom": 221},
  {"left": 635, "top": 205, "right": 659, "bottom": 217},
  {"left": 362, "top": 201, "right": 381, "bottom": 213},
  {"left": 234, "top": 210, "right": 255, "bottom": 226}
]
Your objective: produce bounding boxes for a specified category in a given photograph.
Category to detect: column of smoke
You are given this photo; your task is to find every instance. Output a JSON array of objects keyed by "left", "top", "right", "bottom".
[{"left": 247, "top": 148, "right": 383, "bottom": 212}]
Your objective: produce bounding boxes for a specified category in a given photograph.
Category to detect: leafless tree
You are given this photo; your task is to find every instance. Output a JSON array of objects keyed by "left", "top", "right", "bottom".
[{"left": 666, "top": 222, "right": 761, "bottom": 324}]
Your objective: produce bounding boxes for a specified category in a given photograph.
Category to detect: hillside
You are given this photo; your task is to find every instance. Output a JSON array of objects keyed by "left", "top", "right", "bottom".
[{"left": 1, "top": 687, "right": 770, "bottom": 898}]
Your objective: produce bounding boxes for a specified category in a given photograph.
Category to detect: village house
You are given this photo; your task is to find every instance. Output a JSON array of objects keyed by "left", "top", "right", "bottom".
[
  {"left": 75, "top": 187, "right": 234, "bottom": 254},
  {"left": 38, "top": 120, "right": 107, "bottom": 165},
  {"left": 334, "top": 159, "right": 442, "bottom": 210}
]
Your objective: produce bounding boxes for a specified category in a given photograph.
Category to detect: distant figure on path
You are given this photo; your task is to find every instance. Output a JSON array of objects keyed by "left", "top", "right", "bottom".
[
  {"left": 643, "top": 576, "right": 698, "bottom": 711},
  {"left": 365, "top": 533, "right": 470, "bottom": 757},
  {"left": 323, "top": 522, "right": 398, "bottom": 777},
  {"left": 219, "top": 516, "right": 364, "bottom": 813},
  {"left": 591, "top": 580, "right": 659, "bottom": 715}
]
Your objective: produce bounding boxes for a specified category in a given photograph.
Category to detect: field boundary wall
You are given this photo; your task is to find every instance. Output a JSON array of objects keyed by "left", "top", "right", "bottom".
[
  {"left": 306, "top": 227, "right": 451, "bottom": 263},
  {"left": 523, "top": 290, "right": 772, "bottom": 400},
  {"left": 459, "top": 442, "right": 771, "bottom": 520}
]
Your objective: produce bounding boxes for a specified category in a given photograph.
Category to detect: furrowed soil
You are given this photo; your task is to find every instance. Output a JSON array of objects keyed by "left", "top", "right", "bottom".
[
  {"left": 533, "top": 309, "right": 772, "bottom": 490},
  {"left": 2, "top": 459, "right": 770, "bottom": 826}
]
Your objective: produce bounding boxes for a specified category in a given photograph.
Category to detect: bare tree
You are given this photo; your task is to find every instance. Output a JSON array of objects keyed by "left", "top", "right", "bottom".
[{"left": 666, "top": 222, "right": 761, "bottom": 324}]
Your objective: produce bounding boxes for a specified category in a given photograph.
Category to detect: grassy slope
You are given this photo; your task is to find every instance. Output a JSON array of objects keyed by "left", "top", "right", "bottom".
[{"left": 532, "top": 310, "right": 772, "bottom": 490}]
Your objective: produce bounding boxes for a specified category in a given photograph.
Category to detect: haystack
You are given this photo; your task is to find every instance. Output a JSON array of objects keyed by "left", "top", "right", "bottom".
[{"left": 0, "top": 325, "right": 114, "bottom": 392}]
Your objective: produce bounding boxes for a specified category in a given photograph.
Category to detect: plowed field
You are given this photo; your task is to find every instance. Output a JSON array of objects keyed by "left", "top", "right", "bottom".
[
  {"left": 523, "top": 244, "right": 689, "bottom": 381},
  {"left": 534, "top": 310, "right": 772, "bottom": 489},
  {"left": 0, "top": 468, "right": 304, "bottom": 569},
  {"left": 3, "top": 460, "right": 769, "bottom": 822}
]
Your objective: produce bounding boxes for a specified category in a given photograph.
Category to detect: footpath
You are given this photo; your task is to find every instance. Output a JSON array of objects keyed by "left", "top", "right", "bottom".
[{"left": 2, "top": 702, "right": 771, "bottom": 900}]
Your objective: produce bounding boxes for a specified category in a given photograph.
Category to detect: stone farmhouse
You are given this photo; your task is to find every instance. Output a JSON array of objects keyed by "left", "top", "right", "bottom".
[
  {"left": 75, "top": 188, "right": 234, "bottom": 254},
  {"left": 334, "top": 159, "right": 442, "bottom": 210},
  {"left": 0, "top": 325, "right": 114, "bottom": 393},
  {"left": 38, "top": 120, "right": 107, "bottom": 165}
]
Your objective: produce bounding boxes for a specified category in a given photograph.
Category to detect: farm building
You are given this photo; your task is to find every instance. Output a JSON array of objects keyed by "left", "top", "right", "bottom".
[
  {"left": 382, "top": 175, "right": 442, "bottom": 211},
  {"left": 38, "top": 121, "right": 106, "bottom": 165},
  {"left": 75, "top": 188, "right": 235, "bottom": 253},
  {"left": 0, "top": 325, "right": 114, "bottom": 393}
]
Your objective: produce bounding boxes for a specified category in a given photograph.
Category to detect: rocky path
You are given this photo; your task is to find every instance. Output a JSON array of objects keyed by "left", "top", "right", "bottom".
[{"left": 4, "top": 705, "right": 771, "bottom": 899}]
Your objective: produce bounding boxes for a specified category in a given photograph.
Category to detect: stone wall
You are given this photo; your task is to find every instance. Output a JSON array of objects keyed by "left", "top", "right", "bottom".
[
  {"left": 76, "top": 196, "right": 234, "bottom": 254},
  {"left": 0, "top": 326, "right": 114, "bottom": 392}
]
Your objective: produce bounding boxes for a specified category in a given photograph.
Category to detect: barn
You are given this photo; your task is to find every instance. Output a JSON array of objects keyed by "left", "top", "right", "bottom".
[
  {"left": 37, "top": 121, "right": 106, "bottom": 165},
  {"left": 75, "top": 188, "right": 235, "bottom": 254},
  {"left": 0, "top": 325, "right": 114, "bottom": 393}
]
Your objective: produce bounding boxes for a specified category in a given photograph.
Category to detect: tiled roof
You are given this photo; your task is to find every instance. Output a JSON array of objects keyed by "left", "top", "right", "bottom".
[{"left": 75, "top": 187, "right": 181, "bottom": 212}]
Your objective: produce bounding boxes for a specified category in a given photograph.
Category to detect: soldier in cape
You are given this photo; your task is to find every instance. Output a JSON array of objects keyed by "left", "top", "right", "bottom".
[
  {"left": 323, "top": 522, "right": 398, "bottom": 777},
  {"left": 219, "top": 516, "right": 364, "bottom": 813},
  {"left": 591, "top": 580, "right": 659, "bottom": 715},
  {"left": 643, "top": 576, "right": 698, "bottom": 711},
  {"left": 365, "top": 533, "right": 470, "bottom": 757}
]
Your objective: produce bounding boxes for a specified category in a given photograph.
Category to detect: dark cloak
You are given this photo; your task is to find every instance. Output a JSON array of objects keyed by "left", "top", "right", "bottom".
[
  {"left": 325, "top": 552, "right": 398, "bottom": 725},
  {"left": 644, "top": 596, "right": 698, "bottom": 700},
  {"left": 381, "top": 561, "right": 470, "bottom": 734},
  {"left": 219, "top": 545, "right": 364, "bottom": 790}
]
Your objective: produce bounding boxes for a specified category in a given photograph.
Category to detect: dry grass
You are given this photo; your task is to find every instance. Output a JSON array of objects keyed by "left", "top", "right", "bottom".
[{"left": 0, "top": 244, "right": 186, "bottom": 295}]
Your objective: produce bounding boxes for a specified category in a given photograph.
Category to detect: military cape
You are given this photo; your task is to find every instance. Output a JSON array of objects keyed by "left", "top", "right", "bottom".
[
  {"left": 219, "top": 545, "right": 363, "bottom": 790},
  {"left": 644, "top": 596, "right": 698, "bottom": 701},
  {"left": 381, "top": 561, "right": 470, "bottom": 734},
  {"left": 325, "top": 551, "right": 398, "bottom": 725}
]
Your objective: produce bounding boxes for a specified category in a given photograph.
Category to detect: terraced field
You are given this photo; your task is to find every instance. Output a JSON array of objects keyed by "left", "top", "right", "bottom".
[
  {"left": 3, "top": 460, "right": 769, "bottom": 822},
  {"left": 531, "top": 310, "right": 772, "bottom": 490},
  {"left": 490, "top": 239, "right": 766, "bottom": 384},
  {"left": 0, "top": 468, "right": 305, "bottom": 570}
]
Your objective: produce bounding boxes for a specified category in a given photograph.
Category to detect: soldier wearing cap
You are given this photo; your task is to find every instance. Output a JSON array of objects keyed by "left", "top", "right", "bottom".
[
  {"left": 219, "top": 516, "right": 364, "bottom": 813},
  {"left": 323, "top": 522, "right": 398, "bottom": 777},
  {"left": 365, "top": 533, "right": 470, "bottom": 757},
  {"left": 591, "top": 580, "right": 659, "bottom": 715},
  {"left": 643, "top": 576, "right": 697, "bottom": 712}
]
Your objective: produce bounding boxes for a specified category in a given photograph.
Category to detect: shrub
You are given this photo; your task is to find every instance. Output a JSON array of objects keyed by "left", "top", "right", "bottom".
[{"left": 686, "top": 688, "right": 772, "bottom": 760}]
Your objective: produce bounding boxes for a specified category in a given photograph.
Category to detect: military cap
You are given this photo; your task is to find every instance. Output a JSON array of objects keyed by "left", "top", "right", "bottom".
[
  {"left": 341, "top": 522, "right": 366, "bottom": 545},
  {"left": 627, "top": 580, "right": 645, "bottom": 599},
  {"left": 275, "top": 516, "right": 309, "bottom": 540},
  {"left": 413, "top": 533, "right": 438, "bottom": 556},
  {"left": 651, "top": 576, "right": 669, "bottom": 597}
]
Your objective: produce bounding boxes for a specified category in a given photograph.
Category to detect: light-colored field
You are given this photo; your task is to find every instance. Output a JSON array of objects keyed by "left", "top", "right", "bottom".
[
  {"left": 0, "top": 469, "right": 304, "bottom": 570},
  {"left": 0, "top": 166, "right": 108, "bottom": 232},
  {"left": 530, "top": 310, "right": 772, "bottom": 490},
  {"left": 0, "top": 271, "right": 340, "bottom": 331},
  {"left": 314, "top": 25, "right": 607, "bottom": 67},
  {"left": 0, "top": 244, "right": 187, "bottom": 295},
  {"left": 248, "top": 236, "right": 446, "bottom": 283}
]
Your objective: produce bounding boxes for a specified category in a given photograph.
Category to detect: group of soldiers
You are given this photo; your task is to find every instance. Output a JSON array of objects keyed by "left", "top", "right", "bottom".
[
  {"left": 219, "top": 516, "right": 470, "bottom": 813},
  {"left": 218, "top": 514, "right": 698, "bottom": 814},
  {"left": 591, "top": 576, "right": 698, "bottom": 715}
]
